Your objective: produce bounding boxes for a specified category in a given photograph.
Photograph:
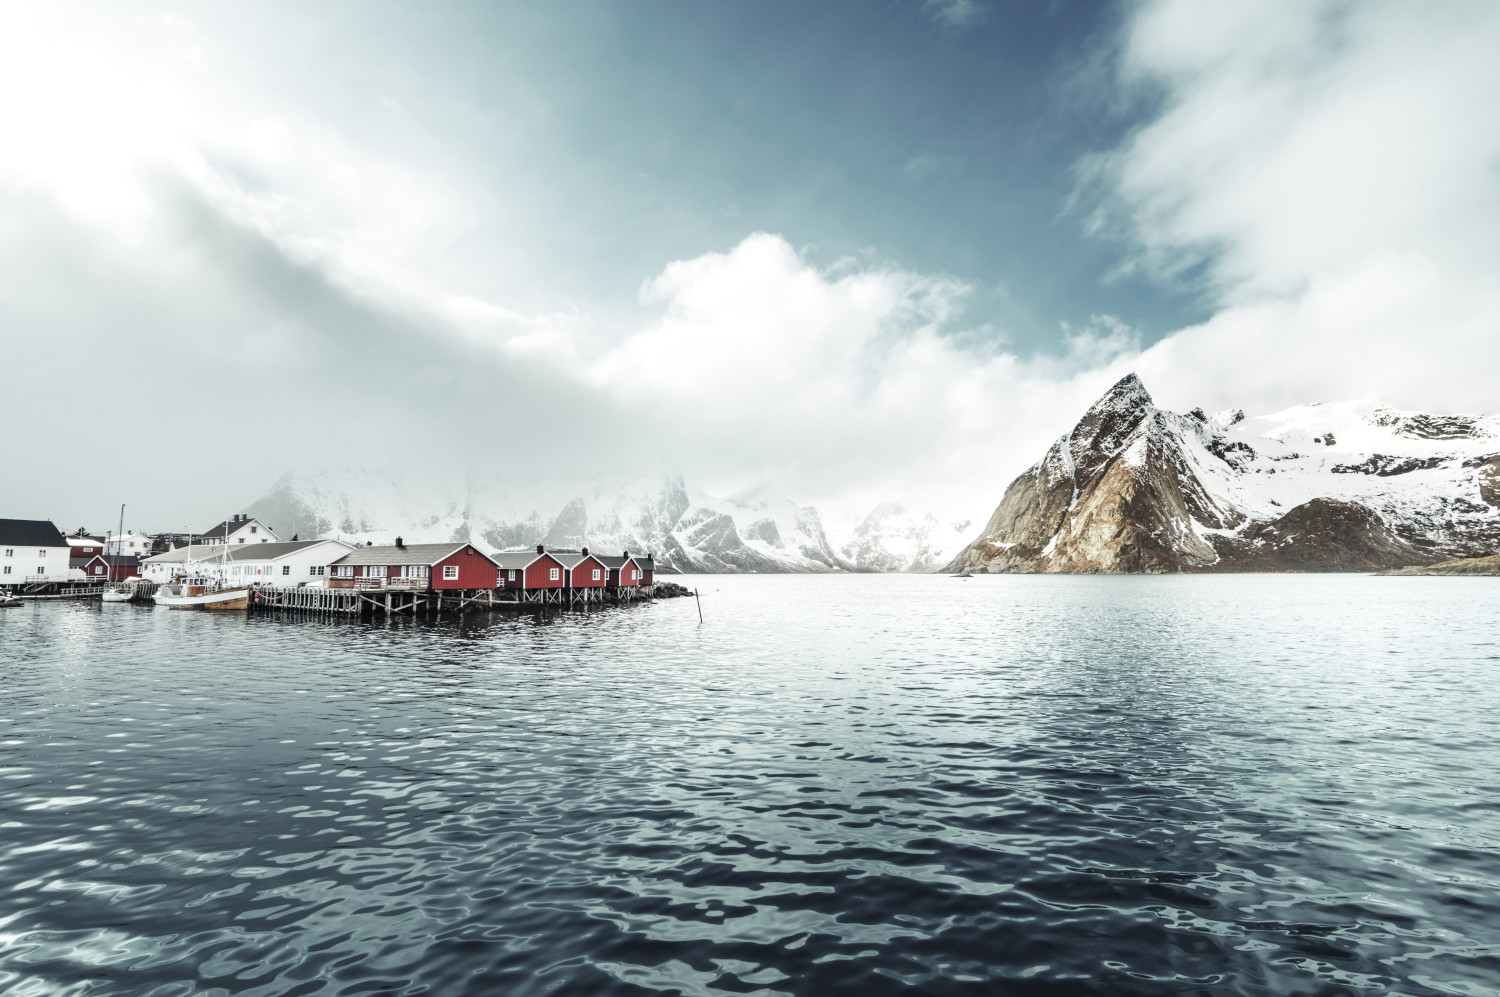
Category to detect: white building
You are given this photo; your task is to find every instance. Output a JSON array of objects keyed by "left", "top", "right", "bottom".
[
  {"left": 220, "top": 539, "right": 354, "bottom": 587},
  {"left": 0, "top": 519, "right": 74, "bottom": 587},
  {"left": 143, "top": 539, "right": 353, "bottom": 587},
  {"left": 107, "top": 531, "right": 154, "bottom": 558},
  {"left": 196, "top": 514, "right": 280, "bottom": 546},
  {"left": 141, "top": 545, "right": 227, "bottom": 584}
]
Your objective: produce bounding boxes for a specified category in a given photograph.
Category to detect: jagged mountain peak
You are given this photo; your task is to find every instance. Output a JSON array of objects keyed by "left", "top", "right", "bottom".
[{"left": 948, "top": 386, "right": 1500, "bottom": 574}]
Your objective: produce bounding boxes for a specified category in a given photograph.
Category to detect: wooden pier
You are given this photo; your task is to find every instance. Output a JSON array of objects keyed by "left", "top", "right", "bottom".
[{"left": 250, "top": 583, "right": 656, "bottom": 618}]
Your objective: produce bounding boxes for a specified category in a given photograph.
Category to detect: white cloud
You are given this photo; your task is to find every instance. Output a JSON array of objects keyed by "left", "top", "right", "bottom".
[
  {"left": 923, "top": 0, "right": 985, "bottom": 31},
  {"left": 1092, "top": 0, "right": 1500, "bottom": 415},
  {"left": 4, "top": 0, "right": 1499, "bottom": 534}
]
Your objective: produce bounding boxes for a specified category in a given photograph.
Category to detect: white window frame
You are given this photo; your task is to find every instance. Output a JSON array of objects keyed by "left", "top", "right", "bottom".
[
  {"left": 549, "top": 567, "right": 560, "bottom": 581},
  {"left": 592, "top": 568, "right": 601, "bottom": 581},
  {"left": 442, "top": 564, "right": 459, "bottom": 581}
]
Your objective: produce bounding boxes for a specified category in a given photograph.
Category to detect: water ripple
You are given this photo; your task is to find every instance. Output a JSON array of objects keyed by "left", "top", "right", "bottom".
[{"left": 2, "top": 574, "right": 1498, "bottom": 995}]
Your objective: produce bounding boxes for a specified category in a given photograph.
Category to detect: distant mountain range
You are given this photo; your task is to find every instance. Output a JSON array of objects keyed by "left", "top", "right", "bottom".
[
  {"left": 945, "top": 374, "right": 1500, "bottom": 573},
  {"left": 244, "top": 470, "right": 971, "bottom": 574}
]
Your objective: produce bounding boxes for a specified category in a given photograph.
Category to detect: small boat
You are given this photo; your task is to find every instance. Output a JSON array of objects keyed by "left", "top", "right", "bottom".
[
  {"left": 102, "top": 583, "right": 134, "bottom": 603},
  {"left": 0, "top": 593, "right": 21, "bottom": 607},
  {"left": 154, "top": 576, "right": 249, "bottom": 611}
]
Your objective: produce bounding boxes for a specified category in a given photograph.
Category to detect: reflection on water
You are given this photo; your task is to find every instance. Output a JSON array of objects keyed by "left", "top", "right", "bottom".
[{"left": 1, "top": 574, "right": 1498, "bottom": 996}]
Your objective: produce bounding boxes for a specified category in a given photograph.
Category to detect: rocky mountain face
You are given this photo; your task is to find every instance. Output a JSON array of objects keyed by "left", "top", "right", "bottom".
[
  {"left": 246, "top": 471, "right": 957, "bottom": 573},
  {"left": 945, "top": 374, "right": 1500, "bottom": 573}
]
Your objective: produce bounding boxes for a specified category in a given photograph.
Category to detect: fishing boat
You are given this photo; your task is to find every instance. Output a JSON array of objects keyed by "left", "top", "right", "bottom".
[
  {"left": 0, "top": 593, "right": 21, "bottom": 607},
  {"left": 153, "top": 575, "right": 249, "bottom": 611},
  {"left": 152, "top": 517, "right": 248, "bottom": 611},
  {"left": 101, "top": 584, "right": 134, "bottom": 603}
]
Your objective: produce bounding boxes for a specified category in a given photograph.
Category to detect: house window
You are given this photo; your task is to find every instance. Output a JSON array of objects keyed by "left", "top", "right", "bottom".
[
  {"left": 592, "top": 568, "right": 601, "bottom": 581},
  {"left": 94, "top": 566, "right": 104, "bottom": 574},
  {"left": 335, "top": 565, "right": 353, "bottom": 577},
  {"left": 442, "top": 565, "right": 459, "bottom": 580},
  {"left": 549, "top": 567, "right": 560, "bottom": 581},
  {"left": 237, "top": 538, "right": 245, "bottom": 543},
  {"left": 508, "top": 569, "right": 516, "bottom": 581},
  {"left": 38, "top": 550, "right": 46, "bottom": 557},
  {"left": 3, "top": 549, "right": 10, "bottom": 556},
  {"left": 369, "top": 565, "right": 387, "bottom": 578},
  {"left": 251, "top": 526, "right": 257, "bottom": 534},
  {"left": 282, "top": 565, "right": 290, "bottom": 575},
  {"left": 3, "top": 566, "right": 9, "bottom": 574}
]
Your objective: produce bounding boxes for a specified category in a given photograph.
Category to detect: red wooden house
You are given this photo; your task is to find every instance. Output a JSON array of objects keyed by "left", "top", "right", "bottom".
[
  {"left": 72, "top": 554, "right": 111, "bottom": 580},
  {"left": 596, "top": 552, "right": 645, "bottom": 587},
  {"left": 553, "top": 549, "right": 608, "bottom": 590},
  {"left": 634, "top": 554, "right": 655, "bottom": 586},
  {"left": 327, "top": 540, "right": 497, "bottom": 591},
  {"left": 492, "top": 546, "right": 567, "bottom": 591}
]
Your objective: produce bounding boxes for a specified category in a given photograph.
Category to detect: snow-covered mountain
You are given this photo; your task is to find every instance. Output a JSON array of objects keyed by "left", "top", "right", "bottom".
[
  {"left": 837, "top": 503, "right": 972, "bottom": 573},
  {"left": 946, "top": 374, "right": 1500, "bottom": 573},
  {"left": 244, "top": 470, "right": 952, "bottom": 573}
]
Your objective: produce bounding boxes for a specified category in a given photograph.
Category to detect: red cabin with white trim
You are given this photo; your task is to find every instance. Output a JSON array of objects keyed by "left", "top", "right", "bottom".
[
  {"left": 492, "top": 547, "right": 568, "bottom": 590},
  {"left": 554, "top": 549, "right": 608, "bottom": 589},
  {"left": 327, "top": 541, "right": 497, "bottom": 591}
]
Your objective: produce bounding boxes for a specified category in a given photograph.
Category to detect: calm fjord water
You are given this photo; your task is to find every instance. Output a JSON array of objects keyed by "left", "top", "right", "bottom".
[{"left": 1, "top": 575, "right": 1497, "bottom": 997}]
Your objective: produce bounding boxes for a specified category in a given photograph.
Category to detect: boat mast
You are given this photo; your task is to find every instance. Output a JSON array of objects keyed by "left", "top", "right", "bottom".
[{"left": 112, "top": 503, "right": 124, "bottom": 582}]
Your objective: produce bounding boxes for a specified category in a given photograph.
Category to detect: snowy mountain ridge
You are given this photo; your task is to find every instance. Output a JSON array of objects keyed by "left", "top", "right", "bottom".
[
  {"left": 946, "top": 374, "right": 1500, "bottom": 573},
  {"left": 245, "top": 470, "right": 966, "bottom": 573}
]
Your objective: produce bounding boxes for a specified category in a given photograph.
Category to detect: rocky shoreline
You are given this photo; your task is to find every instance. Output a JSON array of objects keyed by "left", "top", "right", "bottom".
[{"left": 1381, "top": 554, "right": 1500, "bottom": 576}]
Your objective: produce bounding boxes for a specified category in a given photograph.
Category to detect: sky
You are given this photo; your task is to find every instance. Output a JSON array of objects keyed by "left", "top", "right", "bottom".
[{"left": 2, "top": 0, "right": 1498, "bottom": 534}]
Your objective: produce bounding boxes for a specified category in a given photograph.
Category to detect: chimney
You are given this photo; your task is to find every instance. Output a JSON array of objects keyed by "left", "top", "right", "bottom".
[
  {"left": 581, "top": 546, "right": 588, "bottom": 556},
  {"left": 537, "top": 544, "right": 545, "bottom": 554},
  {"left": 623, "top": 550, "right": 629, "bottom": 557},
  {"left": 395, "top": 537, "right": 404, "bottom": 549}
]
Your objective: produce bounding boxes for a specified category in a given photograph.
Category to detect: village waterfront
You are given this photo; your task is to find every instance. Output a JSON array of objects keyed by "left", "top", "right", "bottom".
[{"left": 2, "top": 574, "right": 1498, "bottom": 996}]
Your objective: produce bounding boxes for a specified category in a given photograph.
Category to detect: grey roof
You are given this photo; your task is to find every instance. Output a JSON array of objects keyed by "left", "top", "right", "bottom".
[
  {"left": 198, "top": 517, "right": 270, "bottom": 540},
  {"left": 144, "top": 544, "right": 225, "bottom": 564},
  {"left": 491, "top": 551, "right": 549, "bottom": 570},
  {"left": 225, "top": 540, "right": 342, "bottom": 562},
  {"left": 551, "top": 552, "right": 594, "bottom": 569},
  {"left": 330, "top": 543, "right": 471, "bottom": 566},
  {"left": 633, "top": 555, "right": 655, "bottom": 570},
  {"left": 594, "top": 555, "right": 627, "bottom": 569},
  {"left": 0, "top": 519, "right": 69, "bottom": 548}
]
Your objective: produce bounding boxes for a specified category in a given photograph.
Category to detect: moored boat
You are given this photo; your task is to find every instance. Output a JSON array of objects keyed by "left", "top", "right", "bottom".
[
  {"left": 0, "top": 593, "right": 21, "bottom": 607},
  {"left": 154, "top": 576, "right": 249, "bottom": 611}
]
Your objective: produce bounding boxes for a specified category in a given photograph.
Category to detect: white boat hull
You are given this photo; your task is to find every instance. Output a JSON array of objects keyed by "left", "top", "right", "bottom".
[{"left": 154, "top": 586, "right": 250, "bottom": 611}]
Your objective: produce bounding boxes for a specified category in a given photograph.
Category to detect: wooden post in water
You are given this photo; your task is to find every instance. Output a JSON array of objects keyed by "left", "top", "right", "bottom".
[{"left": 694, "top": 588, "right": 702, "bottom": 624}]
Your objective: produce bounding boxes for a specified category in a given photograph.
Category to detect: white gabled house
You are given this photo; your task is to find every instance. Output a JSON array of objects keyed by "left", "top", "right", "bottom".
[
  {"left": 197, "top": 514, "right": 280, "bottom": 546},
  {"left": 0, "top": 519, "right": 73, "bottom": 587},
  {"left": 221, "top": 539, "right": 354, "bottom": 587}
]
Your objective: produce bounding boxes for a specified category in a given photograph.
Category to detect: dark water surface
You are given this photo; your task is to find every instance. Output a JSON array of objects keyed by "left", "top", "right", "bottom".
[{"left": 2, "top": 575, "right": 1498, "bottom": 996}]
